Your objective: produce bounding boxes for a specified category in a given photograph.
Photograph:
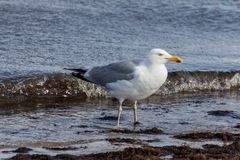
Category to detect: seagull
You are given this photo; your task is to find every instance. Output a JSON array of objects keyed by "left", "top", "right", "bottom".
[{"left": 65, "top": 48, "right": 183, "bottom": 127}]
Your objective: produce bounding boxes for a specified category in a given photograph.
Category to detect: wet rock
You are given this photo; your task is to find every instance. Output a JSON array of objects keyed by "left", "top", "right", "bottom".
[
  {"left": 207, "top": 110, "right": 233, "bottom": 116},
  {"left": 194, "top": 100, "right": 204, "bottom": 104},
  {"left": 7, "top": 132, "right": 240, "bottom": 160},
  {"left": 9, "top": 154, "right": 54, "bottom": 160},
  {"left": 76, "top": 130, "right": 94, "bottom": 134},
  {"left": 162, "top": 145, "right": 196, "bottom": 157},
  {"left": 55, "top": 154, "right": 78, "bottom": 160},
  {"left": 218, "top": 102, "right": 227, "bottom": 105},
  {"left": 98, "top": 115, "right": 117, "bottom": 121},
  {"left": 106, "top": 138, "right": 161, "bottom": 146},
  {"left": 145, "top": 139, "right": 161, "bottom": 143},
  {"left": 179, "top": 121, "right": 190, "bottom": 125},
  {"left": 106, "top": 138, "right": 142, "bottom": 145},
  {"left": 2, "top": 147, "right": 32, "bottom": 154},
  {"left": 141, "top": 127, "right": 163, "bottom": 134},
  {"left": 225, "top": 138, "right": 240, "bottom": 153},
  {"left": 70, "top": 125, "right": 88, "bottom": 128},
  {"left": 14, "top": 147, "right": 32, "bottom": 153},
  {"left": 207, "top": 110, "right": 240, "bottom": 119},
  {"left": 202, "top": 144, "right": 221, "bottom": 150},
  {"left": 43, "top": 146, "right": 78, "bottom": 151},
  {"left": 234, "top": 124, "right": 240, "bottom": 129},
  {"left": 8, "top": 139, "right": 240, "bottom": 160},
  {"left": 80, "top": 147, "right": 163, "bottom": 160},
  {"left": 174, "top": 132, "right": 239, "bottom": 141},
  {"left": 111, "top": 127, "right": 163, "bottom": 134},
  {"left": 72, "top": 140, "right": 240, "bottom": 159}
]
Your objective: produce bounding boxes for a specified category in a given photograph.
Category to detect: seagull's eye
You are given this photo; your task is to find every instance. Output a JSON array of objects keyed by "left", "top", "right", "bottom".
[{"left": 158, "top": 53, "right": 163, "bottom": 56}]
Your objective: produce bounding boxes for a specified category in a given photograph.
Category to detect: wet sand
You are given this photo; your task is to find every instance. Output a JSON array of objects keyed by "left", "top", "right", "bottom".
[{"left": 0, "top": 91, "right": 240, "bottom": 159}]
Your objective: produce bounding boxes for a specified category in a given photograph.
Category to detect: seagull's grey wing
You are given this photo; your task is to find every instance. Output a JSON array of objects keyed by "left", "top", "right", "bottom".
[{"left": 84, "top": 60, "right": 140, "bottom": 86}]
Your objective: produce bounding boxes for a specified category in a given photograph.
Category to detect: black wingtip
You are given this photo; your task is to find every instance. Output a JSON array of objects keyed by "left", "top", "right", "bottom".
[
  {"left": 64, "top": 68, "right": 92, "bottom": 83},
  {"left": 64, "top": 68, "right": 87, "bottom": 72},
  {"left": 71, "top": 72, "right": 93, "bottom": 83}
]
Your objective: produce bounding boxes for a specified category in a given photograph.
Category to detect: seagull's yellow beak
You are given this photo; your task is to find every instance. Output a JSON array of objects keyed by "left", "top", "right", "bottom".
[{"left": 166, "top": 56, "right": 183, "bottom": 63}]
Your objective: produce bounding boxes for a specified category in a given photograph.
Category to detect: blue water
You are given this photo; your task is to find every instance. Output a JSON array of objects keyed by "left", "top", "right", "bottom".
[{"left": 0, "top": 0, "right": 240, "bottom": 80}]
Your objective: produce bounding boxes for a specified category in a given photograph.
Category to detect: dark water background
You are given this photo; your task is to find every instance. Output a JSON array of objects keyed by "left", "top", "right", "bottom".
[{"left": 1, "top": 0, "right": 240, "bottom": 80}]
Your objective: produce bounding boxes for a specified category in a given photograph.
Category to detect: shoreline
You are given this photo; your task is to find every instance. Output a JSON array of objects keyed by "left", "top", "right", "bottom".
[{"left": 0, "top": 92, "right": 239, "bottom": 159}]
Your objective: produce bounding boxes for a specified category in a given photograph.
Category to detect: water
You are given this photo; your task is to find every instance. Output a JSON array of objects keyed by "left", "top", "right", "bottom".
[
  {"left": 1, "top": 0, "right": 240, "bottom": 158},
  {"left": 1, "top": 0, "right": 240, "bottom": 80},
  {"left": 0, "top": 92, "right": 239, "bottom": 158}
]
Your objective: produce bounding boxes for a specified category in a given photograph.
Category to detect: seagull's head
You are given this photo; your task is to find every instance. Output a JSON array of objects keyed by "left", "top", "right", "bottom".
[{"left": 149, "top": 48, "right": 183, "bottom": 64}]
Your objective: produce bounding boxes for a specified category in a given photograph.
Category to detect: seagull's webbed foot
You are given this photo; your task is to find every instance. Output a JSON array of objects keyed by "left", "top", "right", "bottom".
[
  {"left": 114, "top": 125, "right": 121, "bottom": 130},
  {"left": 134, "top": 121, "right": 142, "bottom": 127}
]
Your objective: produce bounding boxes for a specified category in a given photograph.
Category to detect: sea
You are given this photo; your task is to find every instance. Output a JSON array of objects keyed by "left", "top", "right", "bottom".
[{"left": 0, "top": 0, "right": 240, "bottom": 158}]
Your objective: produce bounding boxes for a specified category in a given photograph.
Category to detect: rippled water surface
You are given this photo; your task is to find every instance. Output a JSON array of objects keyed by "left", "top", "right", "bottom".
[
  {"left": 1, "top": 0, "right": 240, "bottom": 80},
  {"left": 0, "top": 92, "right": 240, "bottom": 158}
]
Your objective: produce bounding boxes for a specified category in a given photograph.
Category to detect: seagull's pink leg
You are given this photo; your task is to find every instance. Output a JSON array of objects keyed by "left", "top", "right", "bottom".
[
  {"left": 116, "top": 99, "right": 123, "bottom": 127},
  {"left": 133, "top": 101, "right": 138, "bottom": 124}
]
